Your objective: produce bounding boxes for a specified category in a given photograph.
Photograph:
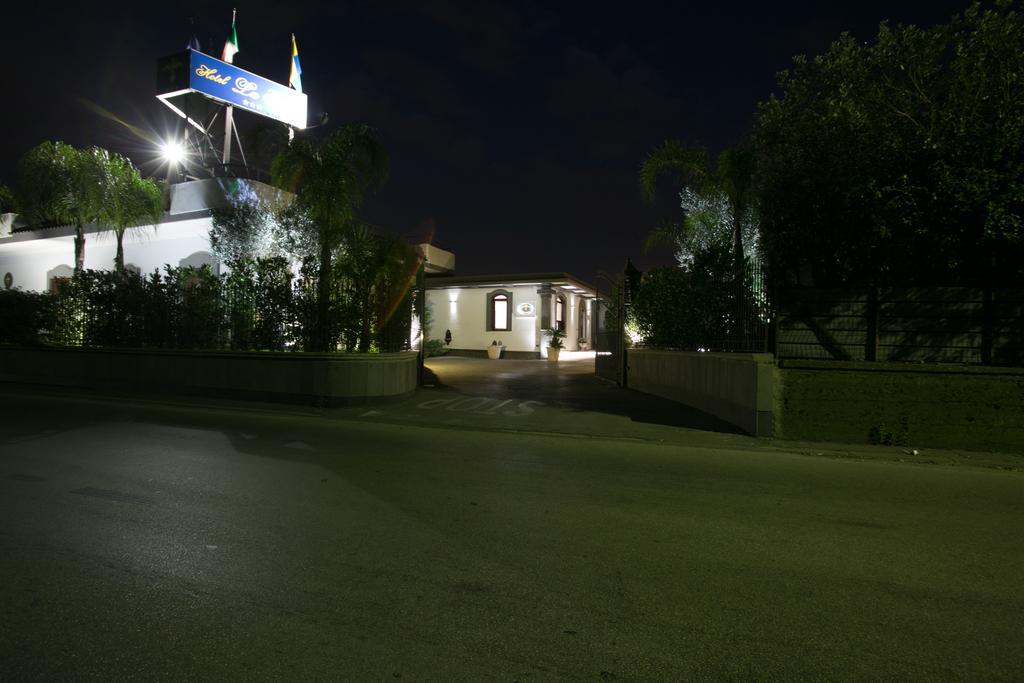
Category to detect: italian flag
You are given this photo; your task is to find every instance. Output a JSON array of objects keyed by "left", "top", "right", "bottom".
[{"left": 221, "top": 12, "right": 239, "bottom": 63}]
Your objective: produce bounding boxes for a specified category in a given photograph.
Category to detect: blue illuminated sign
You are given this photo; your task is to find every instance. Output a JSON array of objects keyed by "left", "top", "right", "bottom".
[{"left": 185, "top": 50, "right": 307, "bottom": 129}]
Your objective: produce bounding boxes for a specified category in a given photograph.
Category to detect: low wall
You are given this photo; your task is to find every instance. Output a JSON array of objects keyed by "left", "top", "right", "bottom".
[
  {"left": 625, "top": 350, "right": 1023, "bottom": 451},
  {"left": 0, "top": 346, "right": 419, "bottom": 407},
  {"left": 628, "top": 350, "right": 776, "bottom": 436},
  {"left": 777, "top": 360, "right": 1024, "bottom": 452}
]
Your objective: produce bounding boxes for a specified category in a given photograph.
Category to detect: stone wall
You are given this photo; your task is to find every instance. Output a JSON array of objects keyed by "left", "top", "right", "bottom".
[
  {"left": 777, "top": 360, "right": 1024, "bottom": 452},
  {"left": 627, "top": 350, "right": 1023, "bottom": 452}
]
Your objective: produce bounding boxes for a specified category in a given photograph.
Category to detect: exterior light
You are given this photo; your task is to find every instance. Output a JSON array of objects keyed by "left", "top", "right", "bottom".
[{"left": 161, "top": 140, "right": 185, "bottom": 165}]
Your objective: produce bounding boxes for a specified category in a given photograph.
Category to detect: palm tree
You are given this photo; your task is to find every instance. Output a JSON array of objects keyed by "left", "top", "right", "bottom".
[
  {"left": 335, "top": 226, "right": 418, "bottom": 352},
  {"left": 16, "top": 142, "right": 104, "bottom": 274},
  {"left": 640, "top": 140, "right": 755, "bottom": 277},
  {"left": 86, "top": 148, "right": 163, "bottom": 272},
  {"left": 640, "top": 140, "right": 759, "bottom": 340},
  {"left": 272, "top": 124, "right": 389, "bottom": 351}
]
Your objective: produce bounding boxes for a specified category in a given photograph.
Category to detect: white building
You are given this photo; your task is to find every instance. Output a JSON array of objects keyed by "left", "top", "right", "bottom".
[
  {"left": 425, "top": 272, "right": 596, "bottom": 358},
  {"left": 0, "top": 178, "right": 285, "bottom": 291},
  {"left": 0, "top": 178, "right": 596, "bottom": 357}
]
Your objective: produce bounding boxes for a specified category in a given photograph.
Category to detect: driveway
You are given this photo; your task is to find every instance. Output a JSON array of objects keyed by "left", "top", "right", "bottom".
[{"left": 328, "top": 354, "right": 750, "bottom": 447}]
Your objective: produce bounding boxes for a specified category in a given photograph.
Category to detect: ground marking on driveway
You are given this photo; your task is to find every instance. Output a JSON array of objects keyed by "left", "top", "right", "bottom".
[{"left": 416, "top": 397, "right": 544, "bottom": 416}]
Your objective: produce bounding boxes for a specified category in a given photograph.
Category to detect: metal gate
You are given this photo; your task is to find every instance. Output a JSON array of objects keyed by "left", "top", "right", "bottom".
[{"left": 593, "top": 288, "right": 626, "bottom": 386}]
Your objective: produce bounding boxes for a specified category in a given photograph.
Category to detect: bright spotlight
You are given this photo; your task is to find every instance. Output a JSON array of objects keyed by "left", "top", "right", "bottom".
[{"left": 161, "top": 140, "right": 185, "bottom": 165}]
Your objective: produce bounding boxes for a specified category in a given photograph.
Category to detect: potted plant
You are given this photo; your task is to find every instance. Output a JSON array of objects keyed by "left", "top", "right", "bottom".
[
  {"left": 487, "top": 339, "right": 504, "bottom": 360},
  {"left": 577, "top": 337, "right": 589, "bottom": 351},
  {"left": 546, "top": 327, "right": 565, "bottom": 362}
]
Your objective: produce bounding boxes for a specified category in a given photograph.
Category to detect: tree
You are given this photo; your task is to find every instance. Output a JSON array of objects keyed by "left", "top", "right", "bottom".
[
  {"left": 86, "top": 148, "right": 164, "bottom": 272},
  {"left": 754, "top": 1, "right": 1024, "bottom": 286},
  {"left": 640, "top": 140, "right": 760, "bottom": 340},
  {"left": 648, "top": 186, "right": 757, "bottom": 269},
  {"left": 333, "top": 226, "right": 418, "bottom": 352},
  {"left": 0, "top": 183, "right": 15, "bottom": 213},
  {"left": 271, "top": 125, "right": 389, "bottom": 351},
  {"left": 16, "top": 142, "right": 103, "bottom": 274},
  {"left": 640, "top": 140, "right": 757, "bottom": 279},
  {"left": 632, "top": 244, "right": 736, "bottom": 350},
  {"left": 209, "top": 183, "right": 279, "bottom": 263}
]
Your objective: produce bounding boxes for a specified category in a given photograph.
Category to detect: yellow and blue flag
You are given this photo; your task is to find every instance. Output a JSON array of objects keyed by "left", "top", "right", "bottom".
[{"left": 289, "top": 34, "right": 303, "bottom": 93}]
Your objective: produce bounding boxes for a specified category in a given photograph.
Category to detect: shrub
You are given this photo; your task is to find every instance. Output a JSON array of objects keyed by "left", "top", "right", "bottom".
[
  {"left": 0, "top": 289, "right": 51, "bottom": 344},
  {"left": 423, "top": 339, "right": 448, "bottom": 358}
]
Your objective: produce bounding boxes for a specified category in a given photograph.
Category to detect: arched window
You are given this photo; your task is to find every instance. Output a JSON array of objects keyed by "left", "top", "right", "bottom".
[
  {"left": 487, "top": 289, "right": 512, "bottom": 331},
  {"left": 47, "top": 264, "right": 74, "bottom": 294},
  {"left": 179, "top": 251, "right": 217, "bottom": 273},
  {"left": 554, "top": 294, "right": 566, "bottom": 331}
]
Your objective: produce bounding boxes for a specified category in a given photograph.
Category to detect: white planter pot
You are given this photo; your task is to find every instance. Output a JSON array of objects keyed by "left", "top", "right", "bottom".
[
  {"left": 487, "top": 345, "right": 503, "bottom": 360},
  {"left": 547, "top": 347, "right": 561, "bottom": 362}
]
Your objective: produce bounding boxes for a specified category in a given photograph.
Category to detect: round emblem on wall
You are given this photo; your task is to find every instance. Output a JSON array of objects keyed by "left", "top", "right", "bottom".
[
  {"left": 3, "top": 272, "right": 11, "bottom": 290},
  {"left": 516, "top": 302, "right": 535, "bottom": 315}
]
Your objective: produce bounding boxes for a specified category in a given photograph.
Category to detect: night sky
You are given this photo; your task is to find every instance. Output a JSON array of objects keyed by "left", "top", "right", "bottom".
[{"left": 2, "top": 1, "right": 969, "bottom": 283}]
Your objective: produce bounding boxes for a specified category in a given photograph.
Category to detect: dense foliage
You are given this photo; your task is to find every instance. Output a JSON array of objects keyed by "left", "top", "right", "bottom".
[
  {"left": 636, "top": 138, "right": 765, "bottom": 350},
  {"left": 754, "top": 1, "right": 1024, "bottom": 286},
  {"left": 0, "top": 184, "right": 15, "bottom": 213},
  {"left": 271, "top": 125, "right": 389, "bottom": 351},
  {"left": 640, "top": 141, "right": 757, "bottom": 278},
  {"left": 0, "top": 256, "right": 415, "bottom": 353},
  {"left": 631, "top": 243, "right": 744, "bottom": 349},
  {"left": 209, "top": 182, "right": 281, "bottom": 263}
]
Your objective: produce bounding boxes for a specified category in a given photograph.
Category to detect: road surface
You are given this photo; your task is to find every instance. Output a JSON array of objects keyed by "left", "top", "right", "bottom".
[{"left": 1, "top": 388, "right": 1021, "bottom": 680}]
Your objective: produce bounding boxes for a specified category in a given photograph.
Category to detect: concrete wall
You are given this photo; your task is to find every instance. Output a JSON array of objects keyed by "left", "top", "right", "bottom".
[
  {"left": 777, "top": 360, "right": 1024, "bottom": 452},
  {"left": 167, "top": 178, "right": 290, "bottom": 216},
  {"left": 0, "top": 217, "right": 215, "bottom": 292},
  {"left": 0, "top": 346, "right": 418, "bottom": 407},
  {"left": 426, "top": 286, "right": 591, "bottom": 357},
  {"left": 628, "top": 350, "right": 776, "bottom": 436},
  {"left": 619, "top": 350, "right": 1023, "bottom": 451},
  {"left": 0, "top": 179, "right": 293, "bottom": 293}
]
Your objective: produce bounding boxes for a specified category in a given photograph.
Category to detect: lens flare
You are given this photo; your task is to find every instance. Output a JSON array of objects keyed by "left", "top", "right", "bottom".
[{"left": 161, "top": 141, "right": 186, "bottom": 165}]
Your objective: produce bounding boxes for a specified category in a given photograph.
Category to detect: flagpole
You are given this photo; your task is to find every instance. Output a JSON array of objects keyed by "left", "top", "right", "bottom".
[
  {"left": 288, "top": 33, "right": 298, "bottom": 143},
  {"left": 222, "top": 8, "right": 237, "bottom": 172}
]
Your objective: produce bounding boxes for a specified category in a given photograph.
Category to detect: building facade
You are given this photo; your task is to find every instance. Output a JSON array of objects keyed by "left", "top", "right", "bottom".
[{"left": 425, "top": 273, "right": 595, "bottom": 358}]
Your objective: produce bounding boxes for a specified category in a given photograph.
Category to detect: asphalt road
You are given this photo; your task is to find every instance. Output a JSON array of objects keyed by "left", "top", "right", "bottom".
[{"left": 1, "top": 389, "right": 1022, "bottom": 681}]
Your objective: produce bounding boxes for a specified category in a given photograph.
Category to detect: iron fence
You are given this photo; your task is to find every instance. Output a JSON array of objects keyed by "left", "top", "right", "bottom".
[{"left": 775, "top": 286, "right": 1024, "bottom": 366}]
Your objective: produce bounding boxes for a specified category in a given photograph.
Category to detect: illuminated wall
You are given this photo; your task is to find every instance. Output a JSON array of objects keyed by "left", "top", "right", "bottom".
[
  {"left": 0, "top": 216, "right": 216, "bottom": 292},
  {"left": 425, "top": 285, "right": 591, "bottom": 355}
]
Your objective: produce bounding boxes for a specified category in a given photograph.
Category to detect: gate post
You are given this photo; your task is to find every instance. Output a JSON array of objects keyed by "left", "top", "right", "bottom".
[
  {"left": 416, "top": 260, "right": 425, "bottom": 386},
  {"left": 865, "top": 285, "right": 879, "bottom": 362}
]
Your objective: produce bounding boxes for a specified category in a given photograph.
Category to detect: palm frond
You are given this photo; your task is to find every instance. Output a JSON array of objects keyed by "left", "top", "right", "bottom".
[
  {"left": 643, "top": 218, "right": 687, "bottom": 253},
  {"left": 639, "top": 140, "right": 710, "bottom": 202}
]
